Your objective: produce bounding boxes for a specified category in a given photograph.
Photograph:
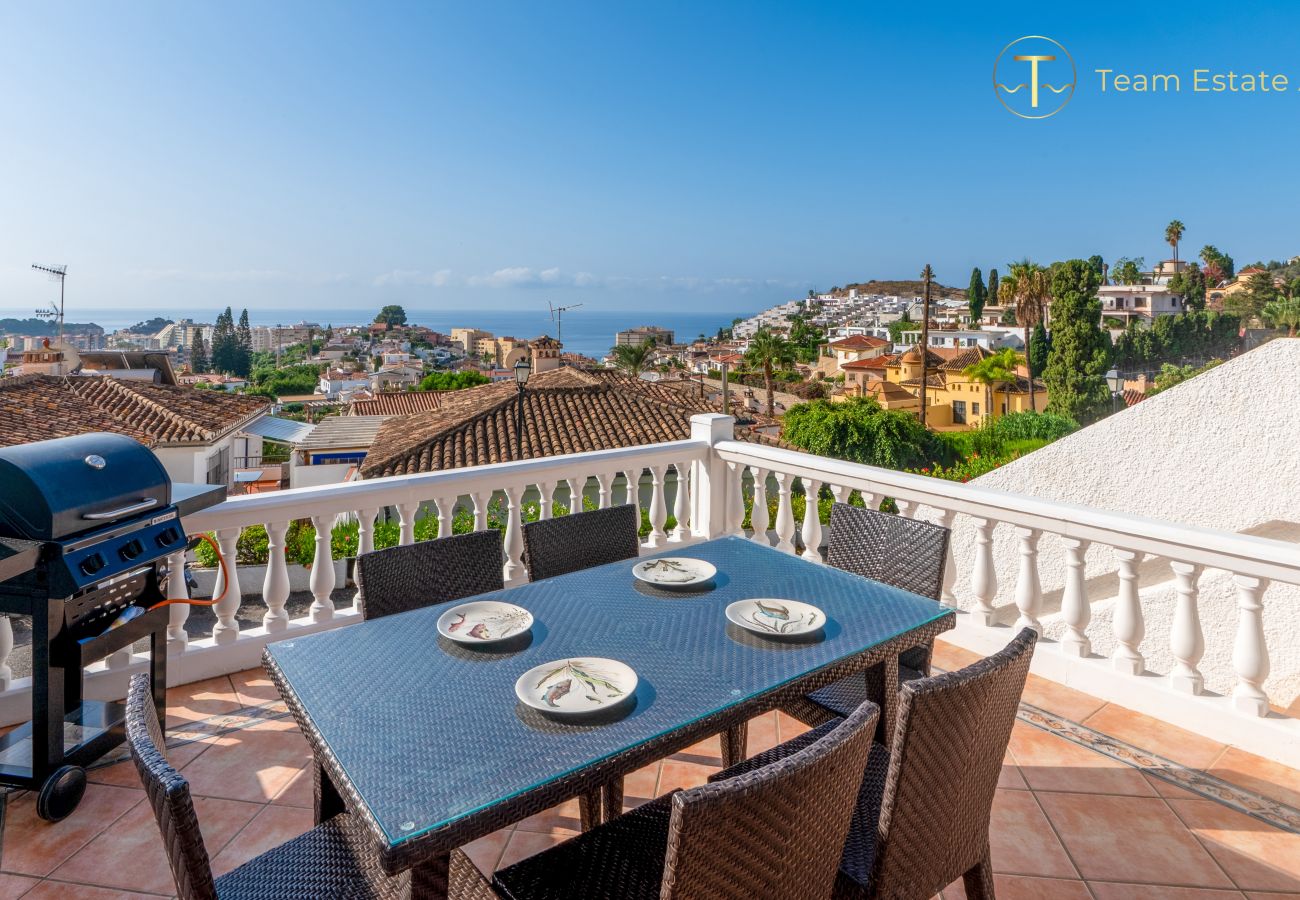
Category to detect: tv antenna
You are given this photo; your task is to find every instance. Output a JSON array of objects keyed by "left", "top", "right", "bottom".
[
  {"left": 32, "top": 264, "right": 68, "bottom": 347},
  {"left": 548, "top": 300, "right": 582, "bottom": 347}
]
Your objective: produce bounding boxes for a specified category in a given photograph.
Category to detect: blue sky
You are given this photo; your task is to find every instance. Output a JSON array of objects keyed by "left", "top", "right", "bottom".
[{"left": 2, "top": 1, "right": 1298, "bottom": 318}]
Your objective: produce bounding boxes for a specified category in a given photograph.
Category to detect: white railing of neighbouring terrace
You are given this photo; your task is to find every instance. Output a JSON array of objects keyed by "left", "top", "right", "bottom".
[{"left": 1, "top": 413, "right": 1297, "bottom": 766}]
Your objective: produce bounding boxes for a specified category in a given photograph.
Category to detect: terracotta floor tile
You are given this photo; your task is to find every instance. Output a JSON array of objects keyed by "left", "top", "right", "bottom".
[
  {"left": 1, "top": 784, "right": 143, "bottom": 877},
  {"left": 87, "top": 738, "right": 211, "bottom": 789},
  {"left": 943, "top": 874, "right": 1092, "bottom": 899},
  {"left": 497, "top": 829, "right": 570, "bottom": 869},
  {"left": 1009, "top": 723, "right": 1155, "bottom": 797},
  {"left": 999, "top": 749, "right": 1028, "bottom": 790},
  {"left": 671, "top": 733, "right": 722, "bottom": 767},
  {"left": 1168, "top": 798, "right": 1300, "bottom": 893},
  {"left": 19, "top": 882, "right": 164, "bottom": 900},
  {"left": 463, "top": 828, "right": 513, "bottom": 875},
  {"left": 656, "top": 759, "right": 715, "bottom": 795},
  {"left": 269, "top": 763, "right": 313, "bottom": 808},
  {"left": 1144, "top": 772, "right": 1205, "bottom": 801},
  {"left": 514, "top": 797, "right": 582, "bottom": 835},
  {"left": 210, "top": 803, "right": 315, "bottom": 877},
  {"left": 51, "top": 793, "right": 261, "bottom": 894},
  {"left": 618, "top": 763, "right": 661, "bottom": 812},
  {"left": 1036, "top": 792, "right": 1233, "bottom": 888},
  {"left": 1083, "top": 705, "right": 1226, "bottom": 770},
  {"left": 1207, "top": 748, "right": 1300, "bottom": 810},
  {"left": 931, "top": 637, "right": 982, "bottom": 672},
  {"left": 745, "top": 712, "right": 780, "bottom": 755},
  {"left": 987, "top": 789, "right": 1077, "bottom": 878},
  {"left": 180, "top": 727, "right": 312, "bottom": 803},
  {"left": 165, "top": 675, "right": 242, "bottom": 727},
  {"left": 0, "top": 872, "right": 41, "bottom": 897},
  {"left": 1089, "top": 883, "right": 1245, "bottom": 899},
  {"left": 1244, "top": 894, "right": 1300, "bottom": 900},
  {"left": 1020, "top": 674, "right": 1108, "bottom": 721},
  {"left": 776, "top": 711, "right": 811, "bottom": 741},
  {"left": 229, "top": 666, "right": 283, "bottom": 708}
]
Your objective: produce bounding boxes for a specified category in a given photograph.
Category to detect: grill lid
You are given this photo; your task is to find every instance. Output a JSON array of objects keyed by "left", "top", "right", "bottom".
[{"left": 0, "top": 433, "right": 172, "bottom": 541}]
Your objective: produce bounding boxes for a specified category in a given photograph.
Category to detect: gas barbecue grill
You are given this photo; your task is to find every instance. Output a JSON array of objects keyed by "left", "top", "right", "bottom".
[{"left": 0, "top": 432, "right": 226, "bottom": 820}]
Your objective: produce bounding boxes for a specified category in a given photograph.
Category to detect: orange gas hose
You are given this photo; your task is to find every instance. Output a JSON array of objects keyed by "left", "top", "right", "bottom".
[{"left": 149, "top": 533, "right": 228, "bottom": 609}]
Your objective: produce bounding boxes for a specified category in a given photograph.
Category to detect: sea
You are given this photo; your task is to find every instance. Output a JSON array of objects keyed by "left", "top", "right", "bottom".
[{"left": 1, "top": 306, "right": 746, "bottom": 361}]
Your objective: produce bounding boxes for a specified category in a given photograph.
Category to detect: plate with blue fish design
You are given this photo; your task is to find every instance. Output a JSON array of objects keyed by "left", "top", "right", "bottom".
[
  {"left": 437, "top": 601, "right": 534, "bottom": 646},
  {"left": 632, "top": 557, "right": 717, "bottom": 589},
  {"left": 725, "top": 599, "right": 823, "bottom": 638},
  {"left": 515, "top": 658, "right": 638, "bottom": 716}
]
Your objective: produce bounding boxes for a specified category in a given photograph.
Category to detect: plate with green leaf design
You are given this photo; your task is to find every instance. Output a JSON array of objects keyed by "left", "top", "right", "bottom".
[
  {"left": 726, "top": 599, "right": 823, "bottom": 638},
  {"left": 515, "top": 658, "right": 638, "bottom": 716},
  {"left": 632, "top": 557, "right": 717, "bottom": 590}
]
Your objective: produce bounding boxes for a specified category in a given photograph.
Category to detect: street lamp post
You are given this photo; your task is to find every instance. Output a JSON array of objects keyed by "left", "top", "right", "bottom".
[
  {"left": 514, "top": 357, "right": 532, "bottom": 460},
  {"left": 1106, "top": 367, "right": 1124, "bottom": 414}
]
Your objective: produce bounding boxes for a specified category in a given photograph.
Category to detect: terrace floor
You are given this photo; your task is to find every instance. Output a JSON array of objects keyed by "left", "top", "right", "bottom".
[{"left": 2, "top": 638, "right": 1299, "bottom": 899}]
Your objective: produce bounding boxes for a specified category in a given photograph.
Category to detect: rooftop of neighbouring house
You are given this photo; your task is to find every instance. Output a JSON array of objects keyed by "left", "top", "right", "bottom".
[{"left": 3, "top": 637, "right": 1297, "bottom": 897}]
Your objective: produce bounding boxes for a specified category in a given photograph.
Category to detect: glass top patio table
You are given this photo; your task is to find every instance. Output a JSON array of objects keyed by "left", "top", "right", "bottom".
[{"left": 264, "top": 535, "right": 953, "bottom": 866}]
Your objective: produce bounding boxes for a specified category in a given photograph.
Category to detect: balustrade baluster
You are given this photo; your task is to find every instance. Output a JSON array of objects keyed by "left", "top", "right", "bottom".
[
  {"left": 1111, "top": 550, "right": 1144, "bottom": 674},
  {"left": 473, "top": 492, "right": 490, "bottom": 531},
  {"left": 772, "top": 472, "right": 796, "bottom": 555},
  {"left": 748, "top": 466, "right": 770, "bottom": 545},
  {"left": 937, "top": 509, "right": 958, "bottom": 607},
  {"left": 165, "top": 549, "right": 190, "bottom": 654},
  {"left": 308, "top": 515, "right": 335, "bottom": 623},
  {"left": 1231, "top": 575, "right": 1270, "bottom": 716},
  {"left": 646, "top": 465, "right": 668, "bottom": 547},
  {"left": 969, "top": 518, "right": 998, "bottom": 626},
  {"left": 503, "top": 485, "right": 526, "bottom": 584},
  {"left": 0, "top": 615, "right": 11, "bottom": 690},
  {"left": 1012, "top": 527, "right": 1043, "bottom": 634},
  {"left": 800, "top": 477, "right": 822, "bottom": 561},
  {"left": 565, "top": 478, "right": 584, "bottom": 515},
  {"left": 435, "top": 496, "right": 454, "bottom": 540},
  {"left": 263, "top": 520, "right": 292, "bottom": 630},
  {"left": 213, "top": 527, "right": 243, "bottom": 643},
  {"left": 829, "top": 484, "right": 848, "bottom": 506},
  {"left": 623, "top": 469, "right": 641, "bottom": 525},
  {"left": 397, "top": 502, "right": 419, "bottom": 545},
  {"left": 670, "top": 462, "right": 690, "bottom": 542},
  {"left": 725, "top": 462, "right": 745, "bottom": 535},
  {"left": 1169, "top": 561, "right": 1205, "bottom": 694},
  {"left": 1059, "top": 538, "right": 1091, "bottom": 657},
  {"left": 596, "top": 472, "right": 615, "bottom": 510},
  {"left": 537, "top": 482, "right": 556, "bottom": 521},
  {"left": 895, "top": 499, "right": 912, "bottom": 518}
]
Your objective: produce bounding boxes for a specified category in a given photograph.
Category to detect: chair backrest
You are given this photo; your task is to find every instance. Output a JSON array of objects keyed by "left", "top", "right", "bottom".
[
  {"left": 522, "top": 504, "right": 641, "bottom": 581},
  {"left": 125, "top": 673, "right": 219, "bottom": 900},
  {"left": 660, "top": 701, "right": 880, "bottom": 900},
  {"left": 869, "top": 628, "right": 1037, "bottom": 897},
  {"left": 355, "top": 528, "right": 504, "bottom": 621},
  {"left": 826, "top": 503, "right": 951, "bottom": 601}
]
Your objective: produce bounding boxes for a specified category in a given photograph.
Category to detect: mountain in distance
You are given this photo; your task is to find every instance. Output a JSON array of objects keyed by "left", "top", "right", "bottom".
[{"left": 824, "top": 279, "right": 967, "bottom": 301}]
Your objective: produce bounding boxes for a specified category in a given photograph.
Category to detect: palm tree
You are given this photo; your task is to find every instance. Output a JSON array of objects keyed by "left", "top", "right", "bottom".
[
  {"left": 962, "top": 347, "right": 1021, "bottom": 424},
  {"left": 919, "top": 264, "right": 934, "bottom": 427},
  {"left": 1165, "top": 220, "right": 1186, "bottom": 265},
  {"left": 744, "top": 327, "right": 796, "bottom": 417},
  {"left": 1262, "top": 297, "right": 1300, "bottom": 337},
  {"left": 610, "top": 340, "right": 655, "bottom": 378},
  {"left": 1000, "top": 260, "right": 1049, "bottom": 410}
]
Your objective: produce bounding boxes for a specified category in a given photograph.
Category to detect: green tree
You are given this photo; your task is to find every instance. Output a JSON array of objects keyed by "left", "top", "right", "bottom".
[
  {"left": 886, "top": 311, "right": 913, "bottom": 343},
  {"left": 1262, "top": 297, "right": 1300, "bottom": 336},
  {"left": 1199, "top": 245, "right": 1234, "bottom": 283},
  {"left": 1027, "top": 323, "right": 1049, "bottom": 394},
  {"left": 744, "top": 327, "right": 797, "bottom": 417},
  {"left": 967, "top": 267, "right": 986, "bottom": 327},
  {"left": 962, "top": 348, "right": 1020, "bottom": 422},
  {"left": 1087, "top": 255, "right": 1105, "bottom": 280},
  {"left": 610, "top": 340, "right": 655, "bottom": 379},
  {"left": 190, "top": 331, "right": 209, "bottom": 374},
  {"left": 231, "top": 309, "right": 253, "bottom": 377},
  {"left": 1000, "top": 260, "right": 1049, "bottom": 410},
  {"left": 783, "top": 398, "right": 945, "bottom": 470},
  {"left": 209, "top": 307, "right": 236, "bottom": 374},
  {"left": 1111, "top": 257, "right": 1144, "bottom": 285},
  {"left": 1168, "top": 263, "right": 1207, "bottom": 312},
  {"left": 987, "top": 268, "right": 999, "bottom": 313},
  {"left": 1150, "top": 360, "right": 1223, "bottom": 394},
  {"left": 1165, "top": 220, "right": 1185, "bottom": 264},
  {"left": 1044, "top": 260, "right": 1112, "bottom": 422},
  {"left": 417, "top": 370, "right": 491, "bottom": 391},
  {"left": 1226, "top": 271, "right": 1280, "bottom": 324},
  {"left": 375, "top": 305, "right": 407, "bottom": 330}
]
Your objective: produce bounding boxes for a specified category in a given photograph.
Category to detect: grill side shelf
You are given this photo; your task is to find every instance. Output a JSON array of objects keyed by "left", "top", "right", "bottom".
[{"left": 0, "top": 536, "right": 44, "bottom": 586}]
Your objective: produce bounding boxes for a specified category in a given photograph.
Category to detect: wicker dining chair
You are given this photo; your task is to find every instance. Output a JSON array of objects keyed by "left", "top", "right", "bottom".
[
  {"left": 123, "top": 674, "right": 494, "bottom": 900},
  {"left": 522, "top": 503, "right": 641, "bottom": 581},
  {"left": 710, "top": 628, "right": 1037, "bottom": 900},
  {"left": 355, "top": 528, "right": 504, "bottom": 621},
  {"left": 492, "top": 700, "right": 880, "bottom": 900}
]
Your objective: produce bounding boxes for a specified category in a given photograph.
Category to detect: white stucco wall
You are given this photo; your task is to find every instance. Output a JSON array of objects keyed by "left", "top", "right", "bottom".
[{"left": 939, "top": 339, "right": 1300, "bottom": 710}]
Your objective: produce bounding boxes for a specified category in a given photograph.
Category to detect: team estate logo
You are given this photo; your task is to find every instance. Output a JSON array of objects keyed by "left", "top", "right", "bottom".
[{"left": 994, "top": 35, "right": 1076, "bottom": 119}]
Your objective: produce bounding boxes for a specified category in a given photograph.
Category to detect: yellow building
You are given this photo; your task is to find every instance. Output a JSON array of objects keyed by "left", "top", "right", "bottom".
[{"left": 836, "top": 346, "right": 1047, "bottom": 430}]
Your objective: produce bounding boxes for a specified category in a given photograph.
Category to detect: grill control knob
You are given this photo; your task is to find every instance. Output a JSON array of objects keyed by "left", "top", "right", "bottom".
[
  {"left": 119, "top": 539, "right": 145, "bottom": 561},
  {"left": 156, "top": 527, "right": 182, "bottom": 548},
  {"left": 79, "top": 553, "right": 107, "bottom": 576}
]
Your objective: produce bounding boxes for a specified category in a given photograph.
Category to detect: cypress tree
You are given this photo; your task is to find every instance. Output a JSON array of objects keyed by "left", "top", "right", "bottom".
[
  {"left": 967, "top": 267, "right": 986, "bottom": 327},
  {"left": 190, "top": 331, "right": 209, "bottom": 374},
  {"left": 1027, "top": 322, "right": 1049, "bottom": 382},
  {"left": 987, "top": 268, "right": 999, "bottom": 311},
  {"left": 234, "top": 309, "right": 253, "bottom": 377},
  {"left": 210, "top": 307, "right": 235, "bottom": 374},
  {"left": 1044, "top": 260, "right": 1112, "bottom": 422}
]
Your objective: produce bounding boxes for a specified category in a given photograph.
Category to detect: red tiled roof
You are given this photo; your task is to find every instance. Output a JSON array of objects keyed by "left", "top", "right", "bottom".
[
  {"left": 1123, "top": 388, "right": 1147, "bottom": 407},
  {"left": 0, "top": 374, "right": 269, "bottom": 448},
  {"left": 828, "top": 334, "right": 888, "bottom": 351},
  {"left": 841, "top": 354, "right": 896, "bottom": 371},
  {"left": 349, "top": 390, "right": 446, "bottom": 416}
]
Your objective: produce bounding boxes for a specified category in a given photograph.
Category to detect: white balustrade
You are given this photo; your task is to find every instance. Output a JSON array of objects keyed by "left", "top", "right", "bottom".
[
  {"left": 1059, "top": 538, "right": 1091, "bottom": 657},
  {"left": 1169, "top": 561, "right": 1205, "bottom": 694},
  {"left": 799, "top": 478, "right": 822, "bottom": 562},
  {"left": 1012, "top": 526, "right": 1042, "bottom": 634},
  {"left": 937, "top": 509, "right": 958, "bottom": 608},
  {"left": 1232, "top": 575, "right": 1270, "bottom": 716},
  {"left": 503, "top": 485, "right": 525, "bottom": 584},
  {"left": 435, "top": 497, "right": 454, "bottom": 540},
  {"left": 646, "top": 465, "right": 668, "bottom": 548},
  {"left": 726, "top": 461, "right": 746, "bottom": 535},
  {"left": 537, "top": 482, "right": 556, "bottom": 521},
  {"left": 565, "top": 478, "right": 584, "bottom": 515},
  {"left": 213, "top": 527, "right": 243, "bottom": 642},
  {"left": 1111, "top": 550, "right": 1144, "bottom": 675},
  {"left": 772, "top": 472, "right": 795, "bottom": 554},
  {"left": 596, "top": 472, "right": 615, "bottom": 510},
  {"left": 263, "top": 520, "right": 292, "bottom": 630},
  {"left": 748, "top": 466, "right": 770, "bottom": 545},
  {"left": 397, "top": 502, "right": 419, "bottom": 546},
  {"left": 969, "top": 518, "right": 998, "bottom": 627},
  {"left": 472, "top": 492, "right": 489, "bottom": 531},
  {"left": 165, "top": 549, "right": 190, "bottom": 653},
  {"left": 670, "top": 463, "right": 690, "bottom": 542},
  {"left": 622, "top": 470, "right": 640, "bottom": 524},
  {"left": 308, "top": 515, "right": 335, "bottom": 623}
]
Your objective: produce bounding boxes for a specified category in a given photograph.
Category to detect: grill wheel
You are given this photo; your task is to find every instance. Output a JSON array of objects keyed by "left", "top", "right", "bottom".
[{"left": 36, "top": 764, "right": 87, "bottom": 822}]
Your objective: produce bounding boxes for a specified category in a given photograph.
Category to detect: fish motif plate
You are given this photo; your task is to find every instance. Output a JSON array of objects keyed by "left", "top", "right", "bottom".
[
  {"left": 632, "top": 557, "right": 717, "bottom": 589},
  {"left": 725, "top": 598, "right": 824, "bottom": 638},
  {"left": 515, "top": 658, "right": 638, "bottom": 716},
  {"left": 437, "top": 601, "right": 534, "bottom": 646}
]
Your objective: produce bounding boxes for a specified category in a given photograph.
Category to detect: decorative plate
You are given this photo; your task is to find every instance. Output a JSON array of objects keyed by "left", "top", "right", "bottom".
[
  {"left": 437, "top": 601, "right": 534, "bottom": 645},
  {"left": 725, "top": 599, "right": 824, "bottom": 638},
  {"left": 515, "top": 658, "right": 638, "bottom": 715},
  {"left": 632, "top": 557, "right": 717, "bottom": 589}
]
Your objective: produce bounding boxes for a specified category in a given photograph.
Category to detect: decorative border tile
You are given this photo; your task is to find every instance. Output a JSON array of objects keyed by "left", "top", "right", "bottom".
[{"left": 1018, "top": 701, "right": 1300, "bottom": 834}]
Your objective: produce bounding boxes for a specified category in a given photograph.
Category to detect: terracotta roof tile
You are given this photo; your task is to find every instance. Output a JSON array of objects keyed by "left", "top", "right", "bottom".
[
  {"left": 828, "top": 334, "right": 889, "bottom": 350},
  {"left": 349, "top": 390, "right": 446, "bottom": 416}
]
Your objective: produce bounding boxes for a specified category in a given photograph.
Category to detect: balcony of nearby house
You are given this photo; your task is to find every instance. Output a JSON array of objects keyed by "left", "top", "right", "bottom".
[{"left": 2, "top": 413, "right": 1298, "bottom": 896}]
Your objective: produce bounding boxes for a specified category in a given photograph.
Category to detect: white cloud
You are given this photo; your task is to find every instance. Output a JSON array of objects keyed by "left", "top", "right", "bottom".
[{"left": 373, "top": 268, "right": 453, "bottom": 287}]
